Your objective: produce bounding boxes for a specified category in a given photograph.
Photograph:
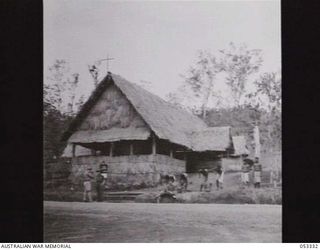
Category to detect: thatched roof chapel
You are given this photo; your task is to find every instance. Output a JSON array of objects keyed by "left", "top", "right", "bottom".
[{"left": 62, "top": 73, "right": 234, "bottom": 153}]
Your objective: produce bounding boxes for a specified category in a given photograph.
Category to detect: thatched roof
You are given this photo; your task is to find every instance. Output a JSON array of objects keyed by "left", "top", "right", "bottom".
[
  {"left": 190, "top": 127, "right": 232, "bottom": 152},
  {"left": 232, "top": 136, "right": 249, "bottom": 156},
  {"left": 69, "top": 127, "right": 150, "bottom": 143},
  {"left": 62, "top": 73, "right": 232, "bottom": 152},
  {"left": 61, "top": 144, "right": 91, "bottom": 157},
  {"left": 111, "top": 74, "right": 208, "bottom": 148}
]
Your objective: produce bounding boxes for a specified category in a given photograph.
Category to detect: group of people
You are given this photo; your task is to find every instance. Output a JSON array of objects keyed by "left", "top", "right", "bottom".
[
  {"left": 241, "top": 156, "right": 262, "bottom": 188},
  {"left": 198, "top": 157, "right": 262, "bottom": 191},
  {"left": 82, "top": 161, "right": 108, "bottom": 202},
  {"left": 81, "top": 157, "right": 262, "bottom": 203},
  {"left": 160, "top": 173, "right": 189, "bottom": 193},
  {"left": 156, "top": 173, "right": 189, "bottom": 203},
  {"left": 199, "top": 167, "right": 224, "bottom": 192}
]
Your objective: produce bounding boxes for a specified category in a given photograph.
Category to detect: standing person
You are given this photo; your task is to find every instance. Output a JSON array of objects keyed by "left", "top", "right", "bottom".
[
  {"left": 241, "top": 159, "right": 249, "bottom": 185},
  {"left": 253, "top": 157, "right": 262, "bottom": 188},
  {"left": 83, "top": 167, "right": 94, "bottom": 202},
  {"left": 96, "top": 170, "right": 106, "bottom": 202},
  {"left": 179, "top": 173, "right": 188, "bottom": 192},
  {"left": 99, "top": 161, "right": 108, "bottom": 174},
  {"left": 242, "top": 159, "right": 251, "bottom": 186},
  {"left": 216, "top": 167, "right": 224, "bottom": 190},
  {"left": 99, "top": 161, "right": 108, "bottom": 181},
  {"left": 200, "top": 169, "right": 208, "bottom": 192}
]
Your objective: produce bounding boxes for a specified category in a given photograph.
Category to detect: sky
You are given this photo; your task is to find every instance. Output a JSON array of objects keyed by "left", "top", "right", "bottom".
[{"left": 44, "top": 0, "right": 281, "bottom": 103}]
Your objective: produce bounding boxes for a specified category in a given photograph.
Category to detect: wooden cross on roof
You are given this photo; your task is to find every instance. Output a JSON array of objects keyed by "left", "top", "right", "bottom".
[{"left": 96, "top": 54, "right": 115, "bottom": 72}]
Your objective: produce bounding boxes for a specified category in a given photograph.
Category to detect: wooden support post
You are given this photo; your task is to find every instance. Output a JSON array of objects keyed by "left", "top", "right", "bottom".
[
  {"left": 72, "top": 144, "right": 76, "bottom": 157},
  {"left": 152, "top": 135, "right": 156, "bottom": 155},
  {"left": 110, "top": 142, "right": 114, "bottom": 157},
  {"left": 170, "top": 149, "right": 173, "bottom": 158},
  {"left": 130, "top": 143, "right": 134, "bottom": 155},
  {"left": 184, "top": 152, "right": 187, "bottom": 172},
  {"left": 91, "top": 149, "right": 96, "bottom": 156},
  {"left": 254, "top": 125, "right": 261, "bottom": 159}
]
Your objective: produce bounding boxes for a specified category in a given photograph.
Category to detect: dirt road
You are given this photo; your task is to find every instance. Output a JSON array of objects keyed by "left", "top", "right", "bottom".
[{"left": 44, "top": 201, "right": 281, "bottom": 242}]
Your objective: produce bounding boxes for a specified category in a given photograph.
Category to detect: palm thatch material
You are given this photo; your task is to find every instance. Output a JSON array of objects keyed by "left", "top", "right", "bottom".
[
  {"left": 110, "top": 74, "right": 207, "bottom": 148},
  {"left": 62, "top": 73, "right": 233, "bottom": 152},
  {"left": 190, "top": 127, "right": 232, "bottom": 152},
  {"left": 68, "top": 127, "right": 150, "bottom": 143},
  {"left": 232, "top": 136, "right": 249, "bottom": 156},
  {"left": 61, "top": 144, "right": 92, "bottom": 157}
]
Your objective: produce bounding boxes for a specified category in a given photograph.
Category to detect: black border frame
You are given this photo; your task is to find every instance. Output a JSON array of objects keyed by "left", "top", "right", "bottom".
[{"left": 1, "top": 0, "right": 320, "bottom": 242}]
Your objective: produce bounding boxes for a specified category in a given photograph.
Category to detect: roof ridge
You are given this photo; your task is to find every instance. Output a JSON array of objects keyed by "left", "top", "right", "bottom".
[
  {"left": 62, "top": 72, "right": 231, "bottom": 151},
  {"left": 111, "top": 74, "right": 206, "bottom": 124}
]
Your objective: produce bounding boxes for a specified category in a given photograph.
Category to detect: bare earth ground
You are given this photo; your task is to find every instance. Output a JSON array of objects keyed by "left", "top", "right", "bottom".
[{"left": 44, "top": 201, "right": 281, "bottom": 243}]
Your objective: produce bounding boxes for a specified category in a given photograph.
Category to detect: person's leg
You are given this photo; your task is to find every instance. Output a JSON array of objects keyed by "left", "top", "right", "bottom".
[
  {"left": 96, "top": 187, "right": 100, "bottom": 201},
  {"left": 83, "top": 183, "right": 87, "bottom": 201},
  {"left": 245, "top": 173, "right": 249, "bottom": 186},
  {"left": 100, "top": 186, "right": 104, "bottom": 201},
  {"left": 88, "top": 191, "right": 92, "bottom": 202},
  {"left": 87, "top": 182, "right": 93, "bottom": 202}
]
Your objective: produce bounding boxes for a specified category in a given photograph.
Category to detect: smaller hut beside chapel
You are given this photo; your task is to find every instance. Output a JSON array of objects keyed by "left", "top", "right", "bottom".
[{"left": 62, "top": 72, "right": 242, "bottom": 189}]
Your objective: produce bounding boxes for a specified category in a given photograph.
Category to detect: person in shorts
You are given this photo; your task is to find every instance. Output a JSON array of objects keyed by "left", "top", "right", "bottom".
[
  {"left": 200, "top": 169, "right": 209, "bottom": 192},
  {"left": 216, "top": 167, "right": 224, "bottom": 190},
  {"left": 179, "top": 173, "right": 188, "bottom": 192},
  {"left": 83, "top": 167, "right": 94, "bottom": 202},
  {"left": 253, "top": 157, "right": 262, "bottom": 188},
  {"left": 96, "top": 170, "right": 106, "bottom": 202},
  {"left": 242, "top": 158, "right": 251, "bottom": 186}
]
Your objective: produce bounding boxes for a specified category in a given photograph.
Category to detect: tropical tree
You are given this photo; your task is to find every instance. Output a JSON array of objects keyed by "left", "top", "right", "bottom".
[
  {"left": 219, "top": 42, "right": 263, "bottom": 107},
  {"left": 243, "top": 71, "right": 281, "bottom": 150},
  {"left": 44, "top": 59, "right": 83, "bottom": 115},
  {"left": 88, "top": 63, "right": 100, "bottom": 87},
  {"left": 253, "top": 72, "right": 281, "bottom": 112},
  {"left": 44, "top": 60, "right": 84, "bottom": 163},
  {"left": 44, "top": 59, "right": 70, "bottom": 112},
  {"left": 255, "top": 72, "right": 281, "bottom": 150},
  {"left": 75, "top": 94, "right": 86, "bottom": 113},
  {"left": 180, "top": 50, "right": 223, "bottom": 118}
]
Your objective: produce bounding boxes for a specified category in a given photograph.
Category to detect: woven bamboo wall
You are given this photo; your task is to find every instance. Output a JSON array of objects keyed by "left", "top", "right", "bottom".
[
  {"left": 70, "top": 154, "right": 185, "bottom": 189},
  {"left": 222, "top": 157, "right": 242, "bottom": 171}
]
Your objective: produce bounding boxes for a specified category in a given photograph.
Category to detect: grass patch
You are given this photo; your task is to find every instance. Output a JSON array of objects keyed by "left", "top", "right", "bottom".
[
  {"left": 135, "top": 187, "right": 281, "bottom": 204},
  {"left": 44, "top": 185, "right": 86, "bottom": 202},
  {"left": 176, "top": 187, "right": 281, "bottom": 204},
  {"left": 135, "top": 192, "right": 159, "bottom": 203},
  {"left": 44, "top": 184, "right": 281, "bottom": 205}
]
